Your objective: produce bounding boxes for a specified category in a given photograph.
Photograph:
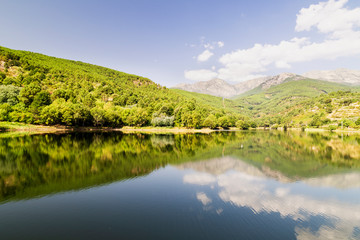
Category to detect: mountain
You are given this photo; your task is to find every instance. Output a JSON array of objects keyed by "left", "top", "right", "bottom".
[
  {"left": 174, "top": 73, "right": 309, "bottom": 98},
  {"left": 234, "top": 76, "right": 270, "bottom": 94},
  {"left": 0, "top": 46, "right": 238, "bottom": 128},
  {"left": 175, "top": 69, "right": 360, "bottom": 99},
  {"left": 173, "top": 76, "right": 274, "bottom": 98},
  {"left": 171, "top": 88, "right": 241, "bottom": 113},
  {"left": 233, "top": 78, "right": 356, "bottom": 118},
  {"left": 303, "top": 68, "right": 360, "bottom": 85},
  {"left": 257, "top": 73, "right": 304, "bottom": 90},
  {"left": 174, "top": 78, "right": 238, "bottom": 98}
]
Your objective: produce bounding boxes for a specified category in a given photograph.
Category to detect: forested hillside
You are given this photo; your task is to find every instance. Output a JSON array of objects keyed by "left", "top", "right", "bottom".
[
  {"left": 0, "top": 46, "right": 359, "bottom": 130},
  {"left": 0, "top": 46, "right": 245, "bottom": 128},
  {"left": 232, "top": 79, "right": 360, "bottom": 129}
]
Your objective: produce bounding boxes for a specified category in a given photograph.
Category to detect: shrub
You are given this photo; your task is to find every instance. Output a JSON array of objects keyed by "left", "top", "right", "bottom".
[{"left": 151, "top": 114, "right": 174, "bottom": 127}]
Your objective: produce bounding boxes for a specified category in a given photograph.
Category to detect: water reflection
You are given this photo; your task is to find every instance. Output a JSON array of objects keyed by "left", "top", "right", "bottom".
[
  {"left": 181, "top": 157, "right": 360, "bottom": 239},
  {"left": 1, "top": 131, "right": 360, "bottom": 239}
]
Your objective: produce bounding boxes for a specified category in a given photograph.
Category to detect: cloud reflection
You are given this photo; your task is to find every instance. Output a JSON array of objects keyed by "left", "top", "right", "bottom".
[{"left": 181, "top": 157, "right": 360, "bottom": 239}]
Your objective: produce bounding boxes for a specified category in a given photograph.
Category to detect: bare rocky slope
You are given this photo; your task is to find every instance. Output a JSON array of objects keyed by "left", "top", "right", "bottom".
[{"left": 174, "top": 77, "right": 270, "bottom": 98}]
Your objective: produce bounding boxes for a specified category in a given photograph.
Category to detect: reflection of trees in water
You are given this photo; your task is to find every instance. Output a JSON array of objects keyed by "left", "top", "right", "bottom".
[{"left": 0, "top": 131, "right": 359, "bottom": 202}]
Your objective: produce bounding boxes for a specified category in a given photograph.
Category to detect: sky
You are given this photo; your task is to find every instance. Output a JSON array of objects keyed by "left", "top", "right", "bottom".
[{"left": 1, "top": 0, "right": 360, "bottom": 87}]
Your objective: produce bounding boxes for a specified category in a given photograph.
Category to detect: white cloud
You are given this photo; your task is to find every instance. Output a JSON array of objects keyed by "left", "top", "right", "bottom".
[
  {"left": 197, "top": 49, "right": 214, "bottom": 62},
  {"left": 196, "top": 192, "right": 212, "bottom": 205},
  {"left": 203, "top": 43, "right": 214, "bottom": 50},
  {"left": 217, "top": 41, "right": 225, "bottom": 48},
  {"left": 184, "top": 69, "right": 218, "bottom": 81},
  {"left": 295, "top": 0, "right": 360, "bottom": 34},
  {"left": 182, "top": 157, "right": 360, "bottom": 240},
  {"left": 196, "top": 0, "right": 360, "bottom": 82},
  {"left": 183, "top": 172, "right": 217, "bottom": 184}
]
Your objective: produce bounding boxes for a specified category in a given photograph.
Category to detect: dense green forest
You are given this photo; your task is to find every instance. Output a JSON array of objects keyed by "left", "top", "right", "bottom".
[
  {"left": 1, "top": 131, "right": 359, "bottom": 202},
  {"left": 0, "top": 46, "right": 359, "bottom": 130},
  {"left": 0, "top": 46, "right": 246, "bottom": 129}
]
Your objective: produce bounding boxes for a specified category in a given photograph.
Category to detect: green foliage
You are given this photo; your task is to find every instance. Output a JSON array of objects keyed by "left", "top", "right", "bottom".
[
  {"left": 356, "top": 118, "right": 360, "bottom": 126},
  {"left": 218, "top": 116, "right": 231, "bottom": 128},
  {"left": 151, "top": 114, "right": 174, "bottom": 127},
  {"left": 0, "top": 46, "right": 242, "bottom": 128},
  {"left": 328, "top": 125, "right": 337, "bottom": 131},
  {"left": 233, "top": 79, "right": 357, "bottom": 118},
  {"left": 203, "top": 114, "right": 218, "bottom": 129},
  {"left": 339, "top": 119, "right": 355, "bottom": 128},
  {"left": 1, "top": 46, "right": 358, "bottom": 129},
  {"left": 0, "top": 85, "right": 21, "bottom": 106},
  {"left": 236, "top": 120, "right": 250, "bottom": 130}
]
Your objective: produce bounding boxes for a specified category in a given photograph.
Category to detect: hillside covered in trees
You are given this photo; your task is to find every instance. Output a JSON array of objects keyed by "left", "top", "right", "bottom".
[
  {"left": 0, "top": 46, "right": 359, "bottom": 130},
  {"left": 0, "top": 46, "right": 247, "bottom": 129}
]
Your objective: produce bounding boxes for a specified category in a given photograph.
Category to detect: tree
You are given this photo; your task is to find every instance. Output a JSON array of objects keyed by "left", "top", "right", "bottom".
[
  {"left": 356, "top": 118, "right": 360, "bottom": 126},
  {"left": 203, "top": 114, "right": 217, "bottom": 129},
  {"left": 32, "top": 91, "right": 51, "bottom": 108},
  {"left": 19, "top": 82, "right": 41, "bottom": 105},
  {"left": 91, "top": 107, "right": 105, "bottom": 127},
  {"left": 218, "top": 116, "right": 230, "bottom": 129},
  {"left": 236, "top": 120, "right": 250, "bottom": 130},
  {"left": 0, "top": 85, "right": 21, "bottom": 105}
]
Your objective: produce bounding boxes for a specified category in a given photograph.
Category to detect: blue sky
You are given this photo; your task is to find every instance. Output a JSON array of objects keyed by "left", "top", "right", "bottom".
[{"left": 1, "top": 0, "right": 360, "bottom": 86}]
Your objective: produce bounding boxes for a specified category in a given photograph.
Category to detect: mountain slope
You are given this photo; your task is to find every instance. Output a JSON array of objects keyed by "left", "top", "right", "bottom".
[
  {"left": 174, "top": 78, "right": 238, "bottom": 98},
  {"left": 171, "top": 89, "right": 240, "bottom": 112},
  {"left": 303, "top": 68, "right": 360, "bottom": 85},
  {"left": 173, "top": 77, "right": 269, "bottom": 98},
  {"left": 233, "top": 78, "right": 357, "bottom": 118},
  {"left": 0, "top": 46, "right": 237, "bottom": 128}
]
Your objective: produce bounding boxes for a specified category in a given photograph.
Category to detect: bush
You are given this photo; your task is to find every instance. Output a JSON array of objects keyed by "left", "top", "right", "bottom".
[
  {"left": 203, "top": 115, "right": 217, "bottom": 129},
  {"left": 328, "top": 125, "right": 337, "bottom": 131},
  {"left": 236, "top": 120, "right": 250, "bottom": 130},
  {"left": 0, "top": 85, "right": 21, "bottom": 105},
  {"left": 218, "top": 116, "right": 230, "bottom": 129},
  {"left": 356, "top": 118, "right": 360, "bottom": 126},
  {"left": 151, "top": 114, "right": 174, "bottom": 127}
]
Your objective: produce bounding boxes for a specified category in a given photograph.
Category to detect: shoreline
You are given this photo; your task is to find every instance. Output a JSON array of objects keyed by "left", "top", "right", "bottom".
[{"left": 0, "top": 122, "right": 359, "bottom": 134}]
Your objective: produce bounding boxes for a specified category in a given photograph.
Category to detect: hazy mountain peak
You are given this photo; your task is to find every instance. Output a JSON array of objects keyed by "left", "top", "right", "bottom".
[
  {"left": 303, "top": 68, "right": 360, "bottom": 85},
  {"left": 174, "top": 78, "right": 238, "bottom": 98},
  {"left": 259, "top": 73, "right": 304, "bottom": 90},
  {"left": 174, "top": 77, "right": 270, "bottom": 98}
]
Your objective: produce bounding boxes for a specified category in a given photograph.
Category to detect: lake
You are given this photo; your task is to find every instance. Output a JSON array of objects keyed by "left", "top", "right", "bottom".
[{"left": 0, "top": 131, "right": 359, "bottom": 239}]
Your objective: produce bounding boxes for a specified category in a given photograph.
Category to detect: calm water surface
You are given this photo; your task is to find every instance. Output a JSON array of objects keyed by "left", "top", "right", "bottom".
[{"left": 0, "top": 131, "right": 360, "bottom": 239}]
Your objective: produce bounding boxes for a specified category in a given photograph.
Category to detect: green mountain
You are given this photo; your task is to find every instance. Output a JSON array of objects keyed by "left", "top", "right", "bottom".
[
  {"left": 233, "top": 78, "right": 358, "bottom": 117},
  {"left": 171, "top": 88, "right": 240, "bottom": 112},
  {"left": 0, "top": 46, "right": 241, "bottom": 128}
]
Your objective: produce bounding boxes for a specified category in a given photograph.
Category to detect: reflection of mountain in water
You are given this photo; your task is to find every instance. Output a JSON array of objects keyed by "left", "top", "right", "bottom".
[
  {"left": 178, "top": 156, "right": 360, "bottom": 189},
  {"left": 1, "top": 131, "right": 359, "bottom": 203},
  {"left": 181, "top": 157, "right": 360, "bottom": 240}
]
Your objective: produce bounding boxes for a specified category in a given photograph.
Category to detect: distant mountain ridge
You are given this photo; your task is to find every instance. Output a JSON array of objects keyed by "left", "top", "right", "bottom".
[
  {"left": 174, "top": 73, "right": 305, "bottom": 98},
  {"left": 174, "top": 69, "right": 360, "bottom": 98},
  {"left": 303, "top": 68, "right": 360, "bottom": 85},
  {"left": 174, "top": 77, "right": 270, "bottom": 98},
  {"left": 175, "top": 78, "right": 238, "bottom": 98}
]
